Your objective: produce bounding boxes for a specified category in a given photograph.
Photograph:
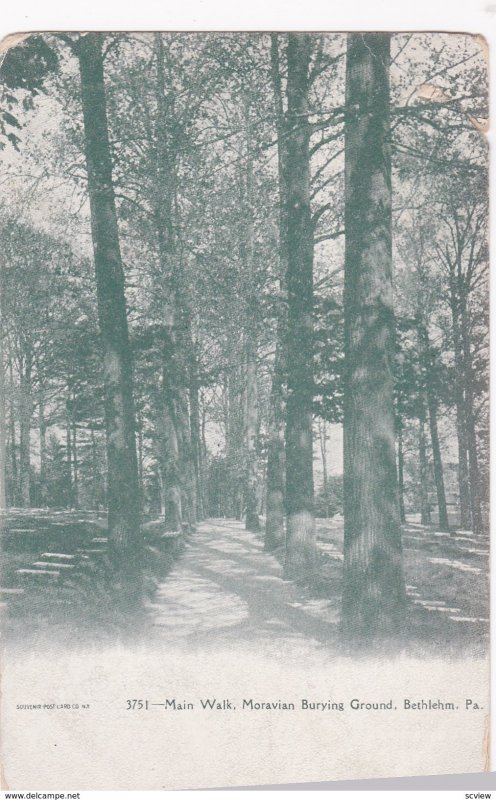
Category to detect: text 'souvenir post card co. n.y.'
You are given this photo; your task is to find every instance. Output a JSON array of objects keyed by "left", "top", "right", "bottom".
[{"left": 0, "top": 31, "right": 489, "bottom": 789}]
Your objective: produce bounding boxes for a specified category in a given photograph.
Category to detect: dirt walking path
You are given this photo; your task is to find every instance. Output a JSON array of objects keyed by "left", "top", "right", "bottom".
[
  {"left": 2, "top": 511, "right": 488, "bottom": 655},
  {"left": 147, "top": 519, "right": 340, "bottom": 654}
]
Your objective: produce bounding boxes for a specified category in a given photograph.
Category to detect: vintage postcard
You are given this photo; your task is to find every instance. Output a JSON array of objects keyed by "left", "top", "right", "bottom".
[{"left": 0, "top": 30, "right": 489, "bottom": 789}]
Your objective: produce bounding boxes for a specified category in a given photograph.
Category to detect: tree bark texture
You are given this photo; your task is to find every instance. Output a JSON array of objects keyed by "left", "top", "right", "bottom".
[
  {"left": 342, "top": 33, "right": 406, "bottom": 638},
  {"left": 397, "top": 426, "right": 406, "bottom": 524},
  {"left": 417, "top": 322, "right": 449, "bottom": 532},
  {"left": 19, "top": 353, "right": 32, "bottom": 508},
  {"left": 418, "top": 401, "right": 431, "bottom": 527},
  {"left": 241, "top": 111, "right": 261, "bottom": 534},
  {"left": 78, "top": 33, "right": 141, "bottom": 573},
  {"left": 189, "top": 348, "right": 204, "bottom": 520},
  {"left": 460, "top": 302, "right": 482, "bottom": 535},
  {"left": 449, "top": 288, "right": 472, "bottom": 529},
  {"left": 38, "top": 387, "right": 48, "bottom": 507},
  {"left": 265, "top": 32, "right": 287, "bottom": 551},
  {"left": 8, "top": 358, "right": 17, "bottom": 506},
  {"left": 154, "top": 32, "right": 186, "bottom": 532},
  {"left": 284, "top": 33, "right": 317, "bottom": 579},
  {"left": 244, "top": 343, "right": 260, "bottom": 531}
]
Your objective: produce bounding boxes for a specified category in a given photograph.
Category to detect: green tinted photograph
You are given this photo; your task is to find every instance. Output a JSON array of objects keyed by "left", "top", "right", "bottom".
[{"left": 0, "top": 31, "right": 489, "bottom": 789}]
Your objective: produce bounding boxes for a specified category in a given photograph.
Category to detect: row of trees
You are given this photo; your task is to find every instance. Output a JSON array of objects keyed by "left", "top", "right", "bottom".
[{"left": 0, "top": 31, "right": 488, "bottom": 635}]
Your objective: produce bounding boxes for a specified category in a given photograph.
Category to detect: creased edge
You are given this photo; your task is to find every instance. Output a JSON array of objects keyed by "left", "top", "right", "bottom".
[
  {"left": 471, "top": 33, "right": 489, "bottom": 134},
  {"left": 0, "top": 657, "right": 9, "bottom": 790},
  {"left": 0, "top": 759, "right": 10, "bottom": 791},
  {"left": 483, "top": 713, "right": 490, "bottom": 772}
]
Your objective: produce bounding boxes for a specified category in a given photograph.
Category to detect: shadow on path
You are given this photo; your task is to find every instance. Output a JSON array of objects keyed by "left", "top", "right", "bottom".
[{"left": 146, "top": 520, "right": 340, "bottom": 654}]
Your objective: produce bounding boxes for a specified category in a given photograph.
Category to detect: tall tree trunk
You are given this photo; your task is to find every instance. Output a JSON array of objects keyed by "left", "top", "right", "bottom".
[
  {"left": 455, "top": 397, "right": 471, "bottom": 529},
  {"left": 179, "top": 315, "right": 199, "bottom": 529},
  {"left": 19, "top": 354, "right": 32, "bottom": 508},
  {"left": 160, "top": 382, "right": 182, "bottom": 531},
  {"left": 342, "top": 33, "right": 406, "bottom": 638},
  {"left": 189, "top": 349, "right": 204, "bottom": 520},
  {"left": 465, "top": 399, "right": 482, "bottom": 534},
  {"left": 38, "top": 387, "right": 48, "bottom": 507},
  {"left": 460, "top": 302, "right": 482, "bottom": 535},
  {"left": 450, "top": 295, "right": 471, "bottom": 529},
  {"left": 226, "top": 365, "right": 245, "bottom": 520},
  {"left": 154, "top": 33, "right": 183, "bottom": 532},
  {"left": 397, "top": 425, "right": 406, "bottom": 524},
  {"left": 244, "top": 342, "right": 260, "bottom": 531},
  {"left": 137, "top": 412, "right": 144, "bottom": 509},
  {"left": 426, "top": 391, "right": 449, "bottom": 531},
  {"left": 8, "top": 358, "right": 17, "bottom": 506},
  {"left": 200, "top": 395, "right": 208, "bottom": 467},
  {"left": 78, "top": 33, "right": 141, "bottom": 582},
  {"left": 91, "top": 423, "right": 99, "bottom": 509},
  {"left": 284, "top": 33, "right": 317, "bottom": 579},
  {"left": 66, "top": 417, "right": 72, "bottom": 508},
  {"left": 158, "top": 339, "right": 182, "bottom": 530},
  {"left": 158, "top": 466, "right": 167, "bottom": 518},
  {"left": 72, "top": 417, "right": 79, "bottom": 509},
  {"left": 417, "top": 322, "right": 449, "bottom": 532},
  {"left": 265, "top": 368, "right": 285, "bottom": 548},
  {"left": 319, "top": 419, "right": 328, "bottom": 492},
  {"left": 177, "top": 384, "right": 197, "bottom": 530},
  {"left": 265, "top": 32, "right": 287, "bottom": 551},
  {"left": 318, "top": 418, "right": 329, "bottom": 516},
  {"left": 242, "top": 110, "right": 260, "bottom": 534},
  {"left": 418, "top": 401, "right": 431, "bottom": 526}
]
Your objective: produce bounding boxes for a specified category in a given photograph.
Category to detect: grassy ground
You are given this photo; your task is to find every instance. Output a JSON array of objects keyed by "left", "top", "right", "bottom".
[
  {"left": 314, "top": 514, "right": 489, "bottom": 657},
  {"left": 0, "top": 509, "right": 183, "bottom": 647},
  {"left": 0, "top": 509, "right": 489, "bottom": 656}
]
